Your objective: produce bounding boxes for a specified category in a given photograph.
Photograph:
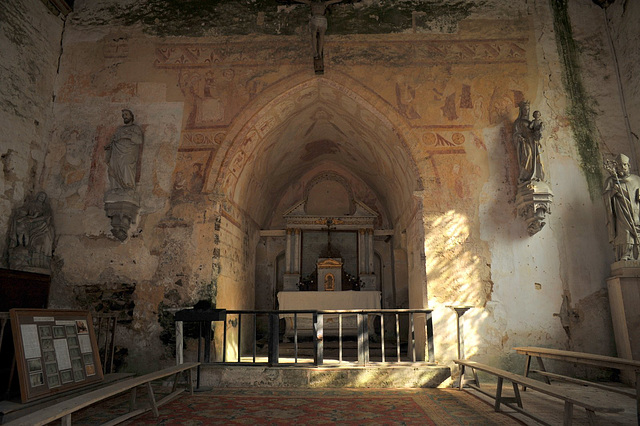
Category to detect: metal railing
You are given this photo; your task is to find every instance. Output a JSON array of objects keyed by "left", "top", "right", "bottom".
[{"left": 176, "top": 309, "right": 434, "bottom": 367}]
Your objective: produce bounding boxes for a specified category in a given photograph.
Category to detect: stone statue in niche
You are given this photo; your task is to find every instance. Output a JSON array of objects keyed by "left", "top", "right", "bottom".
[
  {"left": 513, "top": 101, "right": 553, "bottom": 236},
  {"left": 7, "top": 191, "right": 55, "bottom": 272},
  {"left": 104, "top": 109, "right": 143, "bottom": 241},
  {"left": 603, "top": 153, "right": 640, "bottom": 261},
  {"left": 513, "top": 101, "right": 544, "bottom": 182},
  {"left": 105, "top": 109, "right": 143, "bottom": 192}
]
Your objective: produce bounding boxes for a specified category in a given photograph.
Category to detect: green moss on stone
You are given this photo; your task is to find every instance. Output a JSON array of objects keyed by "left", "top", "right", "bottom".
[{"left": 551, "top": 0, "right": 603, "bottom": 197}]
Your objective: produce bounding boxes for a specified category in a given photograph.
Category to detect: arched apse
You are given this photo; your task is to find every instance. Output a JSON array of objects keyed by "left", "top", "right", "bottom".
[
  {"left": 210, "top": 72, "right": 431, "bottom": 329},
  {"left": 210, "top": 74, "right": 424, "bottom": 230}
]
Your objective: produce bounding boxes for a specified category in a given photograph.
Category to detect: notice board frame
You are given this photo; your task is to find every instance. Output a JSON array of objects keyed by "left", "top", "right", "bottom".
[{"left": 10, "top": 309, "right": 104, "bottom": 403}]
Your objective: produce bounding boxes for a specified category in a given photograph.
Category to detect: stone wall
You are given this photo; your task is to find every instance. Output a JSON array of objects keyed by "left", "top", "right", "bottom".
[
  {"left": 0, "top": 0, "right": 64, "bottom": 266},
  {"left": 605, "top": 0, "right": 640, "bottom": 168},
  {"left": 4, "top": 0, "right": 635, "bottom": 374}
]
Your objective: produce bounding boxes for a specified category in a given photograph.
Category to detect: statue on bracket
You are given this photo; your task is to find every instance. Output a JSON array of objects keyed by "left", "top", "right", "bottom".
[
  {"left": 513, "top": 101, "right": 553, "bottom": 235},
  {"left": 104, "top": 109, "right": 143, "bottom": 241},
  {"left": 603, "top": 153, "right": 640, "bottom": 261},
  {"left": 7, "top": 191, "right": 55, "bottom": 272},
  {"left": 293, "top": 0, "right": 344, "bottom": 74}
]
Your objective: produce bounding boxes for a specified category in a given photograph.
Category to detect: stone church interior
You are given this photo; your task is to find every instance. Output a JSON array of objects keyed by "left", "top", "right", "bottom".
[{"left": 1, "top": 0, "right": 640, "bottom": 423}]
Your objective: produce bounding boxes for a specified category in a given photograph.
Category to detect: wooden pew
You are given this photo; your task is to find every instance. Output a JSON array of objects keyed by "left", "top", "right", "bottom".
[
  {"left": 5, "top": 362, "right": 199, "bottom": 426},
  {"left": 454, "top": 359, "right": 624, "bottom": 426},
  {"left": 514, "top": 346, "right": 640, "bottom": 424}
]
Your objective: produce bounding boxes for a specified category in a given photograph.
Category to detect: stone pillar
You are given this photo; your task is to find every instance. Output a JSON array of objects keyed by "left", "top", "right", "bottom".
[
  {"left": 358, "top": 228, "right": 376, "bottom": 290},
  {"left": 607, "top": 261, "right": 640, "bottom": 385},
  {"left": 283, "top": 228, "right": 301, "bottom": 291}
]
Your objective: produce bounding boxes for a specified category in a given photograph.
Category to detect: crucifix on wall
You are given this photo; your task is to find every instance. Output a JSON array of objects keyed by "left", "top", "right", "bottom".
[{"left": 292, "top": 0, "right": 344, "bottom": 74}]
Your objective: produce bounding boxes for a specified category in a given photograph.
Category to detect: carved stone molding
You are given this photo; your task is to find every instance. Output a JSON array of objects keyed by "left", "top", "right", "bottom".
[
  {"left": 516, "top": 181, "right": 553, "bottom": 236},
  {"left": 104, "top": 191, "right": 140, "bottom": 242}
]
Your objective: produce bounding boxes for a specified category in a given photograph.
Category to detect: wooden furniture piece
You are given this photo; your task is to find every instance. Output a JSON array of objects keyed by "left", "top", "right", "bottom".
[
  {"left": 10, "top": 309, "right": 104, "bottom": 403},
  {"left": 0, "top": 269, "right": 50, "bottom": 311},
  {"left": 174, "top": 308, "right": 226, "bottom": 389},
  {"left": 514, "top": 346, "right": 640, "bottom": 424},
  {"left": 455, "top": 359, "right": 624, "bottom": 426},
  {"left": 93, "top": 313, "right": 118, "bottom": 374},
  {"left": 4, "top": 362, "right": 199, "bottom": 426}
]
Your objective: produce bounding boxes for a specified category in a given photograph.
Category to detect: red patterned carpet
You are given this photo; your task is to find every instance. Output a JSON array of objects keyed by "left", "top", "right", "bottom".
[{"left": 71, "top": 387, "right": 521, "bottom": 425}]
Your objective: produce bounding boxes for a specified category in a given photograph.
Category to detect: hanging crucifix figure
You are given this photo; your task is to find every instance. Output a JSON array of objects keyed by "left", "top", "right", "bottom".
[{"left": 294, "top": 0, "right": 344, "bottom": 70}]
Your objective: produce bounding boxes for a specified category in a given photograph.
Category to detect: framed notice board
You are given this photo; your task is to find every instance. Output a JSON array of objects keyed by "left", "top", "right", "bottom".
[{"left": 10, "top": 309, "right": 104, "bottom": 402}]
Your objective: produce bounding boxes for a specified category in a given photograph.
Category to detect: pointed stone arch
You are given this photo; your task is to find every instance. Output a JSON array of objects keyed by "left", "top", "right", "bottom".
[{"left": 208, "top": 72, "right": 425, "bottom": 229}]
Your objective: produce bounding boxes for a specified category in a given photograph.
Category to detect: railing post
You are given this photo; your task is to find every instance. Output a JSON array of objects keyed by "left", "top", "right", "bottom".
[
  {"left": 268, "top": 312, "right": 279, "bottom": 366},
  {"left": 223, "top": 317, "right": 227, "bottom": 363},
  {"left": 252, "top": 313, "right": 257, "bottom": 363},
  {"left": 380, "top": 313, "right": 385, "bottom": 363},
  {"left": 339, "top": 314, "right": 343, "bottom": 363},
  {"left": 410, "top": 313, "right": 416, "bottom": 363},
  {"left": 395, "top": 313, "right": 401, "bottom": 362},
  {"left": 175, "top": 320, "right": 184, "bottom": 366},
  {"left": 294, "top": 313, "right": 298, "bottom": 363},
  {"left": 314, "top": 312, "right": 323, "bottom": 366},
  {"left": 426, "top": 311, "right": 435, "bottom": 363},
  {"left": 357, "top": 313, "right": 369, "bottom": 365},
  {"left": 237, "top": 314, "right": 242, "bottom": 363}
]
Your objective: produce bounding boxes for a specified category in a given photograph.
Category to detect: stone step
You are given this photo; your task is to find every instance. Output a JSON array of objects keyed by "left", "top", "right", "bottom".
[{"left": 200, "top": 363, "right": 451, "bottom": 388}]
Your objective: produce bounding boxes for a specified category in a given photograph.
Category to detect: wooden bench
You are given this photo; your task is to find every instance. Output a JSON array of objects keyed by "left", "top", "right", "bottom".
[
  {"left": 514, "top": 346, "right": 640, "bottom": 424},
  {"left": 454, "top": 359, "right": 624, "bottom": 426},
  {"left": 5, "top": 362, "right": 199, "bottom": 426}
]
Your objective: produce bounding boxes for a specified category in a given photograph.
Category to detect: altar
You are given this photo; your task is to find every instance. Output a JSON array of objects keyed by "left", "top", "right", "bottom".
[{"left": 278, "top": 291, "right": 381, "bottom": 339}]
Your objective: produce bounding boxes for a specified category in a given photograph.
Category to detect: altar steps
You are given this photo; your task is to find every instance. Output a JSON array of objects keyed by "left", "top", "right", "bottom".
[{"left": 199, "top": 360, "right": 451, "bottom": 388}]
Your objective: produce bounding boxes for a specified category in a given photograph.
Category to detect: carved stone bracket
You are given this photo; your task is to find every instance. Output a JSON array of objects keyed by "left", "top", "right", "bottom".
[
  {"left": 516, "top": 180, "right": 553, "bottom": 236},
  {"left": 104, "top": 191, "right": 140, "bottom": 242}
]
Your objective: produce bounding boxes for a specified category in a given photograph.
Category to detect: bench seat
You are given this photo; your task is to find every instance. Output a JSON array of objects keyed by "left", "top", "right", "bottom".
[
  {"left": 454, "top": 359, "right": 623, "bottom": 426},
  {"left": 5, "top": 362, "right": 199, "bottom": 426}
]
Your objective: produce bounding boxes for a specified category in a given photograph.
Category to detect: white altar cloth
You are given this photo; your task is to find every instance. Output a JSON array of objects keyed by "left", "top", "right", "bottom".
[
  {"left": 277, "top": 291, "right": 381, "bottom": 338},
  {"left": 277, "top": 291, "right": 381, "bottom": 311}
]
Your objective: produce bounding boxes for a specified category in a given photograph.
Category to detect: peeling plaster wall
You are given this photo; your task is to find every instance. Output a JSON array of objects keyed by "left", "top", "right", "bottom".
[
  {"left": 7, "top": 0, "right": 633, "bottom": 374},
  {"left": 0, "top": 0, "right": 64, "bottom": 266}
]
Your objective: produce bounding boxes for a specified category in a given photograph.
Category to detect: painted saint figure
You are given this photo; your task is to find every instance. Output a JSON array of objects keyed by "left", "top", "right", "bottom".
[
  {"left": 513, "top": 101, "right": 544, "bottom": 182},
  {"left": 604, "top": 153, "right": 640, "bottom": 261},
  {"left": 105, "top": 109, "right": 143, "bottom": 192},
  {"left": 294, "top": 0, "right": 344, "bottom": 59}
]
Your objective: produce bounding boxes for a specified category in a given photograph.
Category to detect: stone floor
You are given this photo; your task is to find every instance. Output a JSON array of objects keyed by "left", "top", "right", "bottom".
[{"left": 467, "top": 380, "right": 637, "bottom": 425}]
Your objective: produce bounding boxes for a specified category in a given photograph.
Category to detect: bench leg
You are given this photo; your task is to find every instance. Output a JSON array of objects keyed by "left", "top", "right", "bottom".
[
  {"left": 458, "top": 365, "right": 466, "bottom": 390},
  {"left": 512, "top": 381, "right": 523, "bottom": 408},
  {"left": 171, "top": 372, "right": 179, "bottom": 393},
  {"left": 61, "top": 414, "right": 71, "bottom": 426},
  {"left": 147, "top": 382, "right": 160, "bottom": 417},
  {"left": 494, "top": 377, "right": 503, "bottom": 412},
  {"left": 130, "top": 387, "right": 137, "bottom": 411},
  {"left": 563, "top": 401, "right": 573, "bottom": 426},
  {"left": 188, "top": 367, "right": 194, "bottom": 395},
  {"left": 585, "top": 409, "right": 598, "bottom": 426},
  {"left": 522, "top": 355, "right": 532, "bottom": 391},
  {"left": 535, "top": 356, "right": 551, "bottom": 385}
]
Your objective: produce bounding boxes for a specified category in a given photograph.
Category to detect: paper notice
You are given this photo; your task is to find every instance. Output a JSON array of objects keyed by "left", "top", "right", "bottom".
[
  {"left": 78, "top": 334, "right": 92, "bottom": 354},
  {"left": 20, "top": 324, "right": 41, "bottom": 359},
  {"left": 53, "top": 339, "right": 72, "bottom": 370}
]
